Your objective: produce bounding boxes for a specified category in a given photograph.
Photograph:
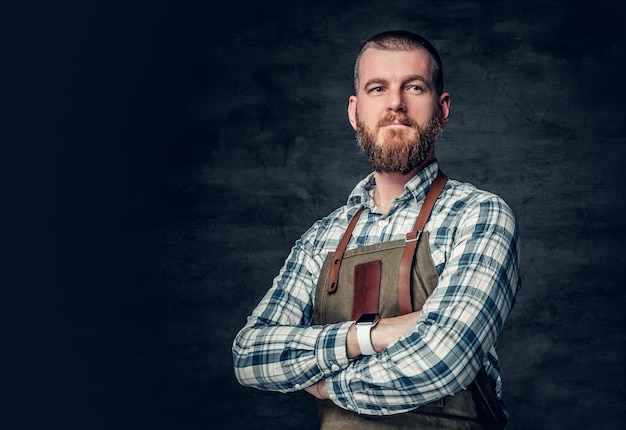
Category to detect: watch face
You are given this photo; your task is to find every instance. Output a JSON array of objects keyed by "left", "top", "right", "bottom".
[{"left": 357, "top": 313, "right": 380, "bottom": 324}]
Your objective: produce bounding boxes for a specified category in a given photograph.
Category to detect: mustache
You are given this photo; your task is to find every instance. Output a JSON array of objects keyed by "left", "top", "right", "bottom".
[{"left": 377, "top": 113, "right": 418, "bottom": 128}]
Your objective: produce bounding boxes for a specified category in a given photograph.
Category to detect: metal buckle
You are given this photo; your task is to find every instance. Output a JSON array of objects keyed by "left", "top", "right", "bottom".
[{"left": 405, "top": 230, "right": 422, "bottom": 243}]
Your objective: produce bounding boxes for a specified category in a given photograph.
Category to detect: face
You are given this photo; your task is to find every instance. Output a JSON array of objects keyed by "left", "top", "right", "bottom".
[{"left": 348, "top": 48, "right": 451, "bottom": 174}]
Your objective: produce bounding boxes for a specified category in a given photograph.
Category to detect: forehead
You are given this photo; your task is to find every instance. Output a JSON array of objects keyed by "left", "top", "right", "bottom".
[{"left": 358, "top": 48, "right": 435, "bottom": 85}]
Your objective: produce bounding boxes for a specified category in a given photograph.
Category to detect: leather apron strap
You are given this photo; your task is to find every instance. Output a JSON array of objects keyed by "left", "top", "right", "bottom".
[
  {"left": 327, "top": 207, "right": 365, "bottom": 293},
  {"left": 398, "top": 171, "right": 447, "bottom": 314},
  {"left": 327, "top": 171, "right": 448, "bottom": 316}
]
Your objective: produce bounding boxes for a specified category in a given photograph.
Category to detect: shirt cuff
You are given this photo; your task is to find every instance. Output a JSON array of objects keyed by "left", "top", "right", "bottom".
[{"left": 314, "top": 321, "right": 354, "bottom": 376}]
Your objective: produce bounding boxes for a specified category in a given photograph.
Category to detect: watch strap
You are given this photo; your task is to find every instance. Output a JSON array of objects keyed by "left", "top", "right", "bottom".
[{"left": 356, "top": 323, "right": 377, "bottom": 355}]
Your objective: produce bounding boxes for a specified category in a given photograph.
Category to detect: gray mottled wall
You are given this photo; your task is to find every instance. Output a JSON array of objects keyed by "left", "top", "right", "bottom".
[{"left": 12, "top": 0, "right": 625, "bottom": 429}]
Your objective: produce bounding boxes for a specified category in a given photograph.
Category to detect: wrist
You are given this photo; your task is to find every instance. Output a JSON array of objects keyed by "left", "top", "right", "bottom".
[{"left": 346, "top": 324, "right": 361, "bottom": 358}]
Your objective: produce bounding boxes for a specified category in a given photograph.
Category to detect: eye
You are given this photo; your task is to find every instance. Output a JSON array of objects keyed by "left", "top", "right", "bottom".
[
  {"left": 368, "top": 86, "right": 384, "bottom": 94},
  {"left": 407, "top": 85, "right": 424, "bottom": 93}
]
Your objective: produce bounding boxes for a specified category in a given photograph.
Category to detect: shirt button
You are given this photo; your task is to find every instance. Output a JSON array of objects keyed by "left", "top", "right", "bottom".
[
  {"left": 294, "top": 384, "right": 302, "bottom": 390},
  {"left": 331, "top": 364, "right": 340, "bottom": 371},
  {"left": 381, "top": 408, "right": 389, "bottom": 414},
  {"left": 378, "top": 219, "right": 388, "bottom": 227}
]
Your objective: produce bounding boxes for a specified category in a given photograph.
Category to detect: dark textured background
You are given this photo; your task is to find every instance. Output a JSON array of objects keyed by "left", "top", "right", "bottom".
[{"left": 7, "top": 0, "right": 626, "bottom": 429}]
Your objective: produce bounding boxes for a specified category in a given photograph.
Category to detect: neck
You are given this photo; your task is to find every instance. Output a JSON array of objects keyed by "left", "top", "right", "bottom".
[{"left": 372, "top": 155, "right": 435, "bottom": 213}]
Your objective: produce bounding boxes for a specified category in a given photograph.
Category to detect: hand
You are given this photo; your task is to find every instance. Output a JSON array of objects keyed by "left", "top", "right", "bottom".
[
  {"left": 304, "top": 380, "right": 329, "bottom": 399},
  {"left": 370, "top": 311, "right": 422, "bottom": 352}
]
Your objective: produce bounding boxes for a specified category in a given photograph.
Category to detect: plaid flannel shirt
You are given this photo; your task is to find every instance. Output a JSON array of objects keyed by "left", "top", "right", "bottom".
[{"left": 232, "top": 161, "right": 521, "bottom": 416}]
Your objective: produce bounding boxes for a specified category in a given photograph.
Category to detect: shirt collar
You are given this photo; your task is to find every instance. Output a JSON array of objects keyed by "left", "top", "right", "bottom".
[{"left": 347, "top": 160, "right": 440, "bottom": 210}]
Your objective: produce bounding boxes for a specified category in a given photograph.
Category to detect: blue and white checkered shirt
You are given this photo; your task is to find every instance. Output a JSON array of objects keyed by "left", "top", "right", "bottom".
[{"left": 232, "top": 161, "right": 520, "bottom": 416}]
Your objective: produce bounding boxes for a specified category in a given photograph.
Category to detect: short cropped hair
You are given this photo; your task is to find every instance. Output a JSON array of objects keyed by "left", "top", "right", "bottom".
[{"left": 353, "top": 30, "right": 444, "bottom": 96}]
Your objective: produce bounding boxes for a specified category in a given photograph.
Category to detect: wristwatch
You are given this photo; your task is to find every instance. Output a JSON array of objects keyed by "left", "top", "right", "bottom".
[{"left": 355, "top": 313, "right": 380, "bottom": 355}]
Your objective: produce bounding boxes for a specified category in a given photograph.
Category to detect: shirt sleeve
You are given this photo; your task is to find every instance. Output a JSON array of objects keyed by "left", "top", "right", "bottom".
[
  {"left": 232, "top": 222, "right": 354, "bottom": 392},
  {"left": 326, "top": 195, "right": 521, "bottom": 415}
]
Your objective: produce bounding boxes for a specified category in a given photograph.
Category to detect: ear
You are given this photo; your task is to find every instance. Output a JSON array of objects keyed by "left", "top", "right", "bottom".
[
  {"left": 439, "top": 92, "right": 451, "bottom": 127},
  {"left": 348, "top": 95, "right": 358, "bottom": 130}
]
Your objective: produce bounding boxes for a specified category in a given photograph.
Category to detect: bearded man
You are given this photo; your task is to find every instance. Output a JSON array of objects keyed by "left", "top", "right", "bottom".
[{"left": 233, "top": 30, "right": 520, "bottom": 430}]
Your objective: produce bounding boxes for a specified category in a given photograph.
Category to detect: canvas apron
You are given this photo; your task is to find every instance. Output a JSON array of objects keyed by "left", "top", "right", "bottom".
[{"left": 313, "top": 173, "right": 507, "bottom": 430}]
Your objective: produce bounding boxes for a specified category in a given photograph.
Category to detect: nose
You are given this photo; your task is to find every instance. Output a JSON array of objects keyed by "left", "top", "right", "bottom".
[{"left": 387, "top": 89, "right": 406, "bottom": 112}]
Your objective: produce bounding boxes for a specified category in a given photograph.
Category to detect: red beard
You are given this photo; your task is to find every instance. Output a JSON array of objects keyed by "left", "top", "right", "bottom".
[{"left": 356, "top": 110, "right": 443, "bottom": 174}]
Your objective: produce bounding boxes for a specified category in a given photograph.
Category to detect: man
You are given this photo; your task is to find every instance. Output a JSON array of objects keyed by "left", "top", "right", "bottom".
[{"left": 232, "top": 30, "right": 520, "bottom": 429}]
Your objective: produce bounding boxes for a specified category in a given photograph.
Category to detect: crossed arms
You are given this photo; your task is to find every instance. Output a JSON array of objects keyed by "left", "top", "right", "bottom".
[{"left": 232, "top": 195, "right": 520, "bottom": 415}]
